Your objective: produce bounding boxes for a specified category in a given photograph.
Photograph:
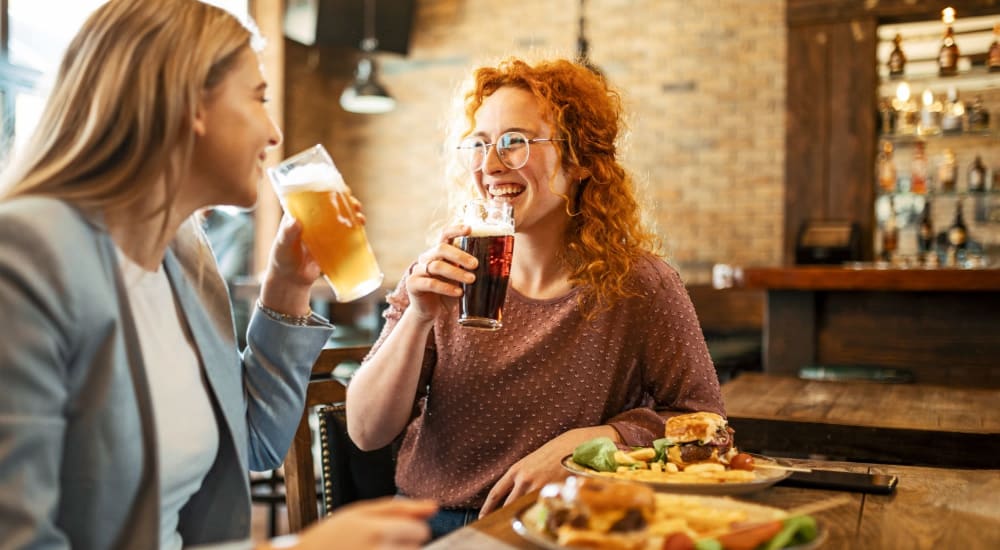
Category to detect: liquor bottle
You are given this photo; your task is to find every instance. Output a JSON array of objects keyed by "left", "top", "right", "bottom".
[
  {"left": 917, "top": 201, "right": 934, "bottom": 258},
  {"left": 918, "top": 89, "right": 942, "bottom": 136},
  {"left": 893, "top": 82, "right": 918, "bottom": 136},
  {"left": 968, "top": 155, "right": 987, "bottom": 192},
  {"left": 947, "top": 200, "right": 968, "bottom": 250},
  {"left": 910, "top": 141, "right": 928, "bottom": 194},
  {"left": 990, "top": 23, "right": 1000, "bottom": 72},
  {"left": 967, "top": 96, "right": 990, "bottom": 132},
  {"left": 888, "top": 33, "right": 907, "bottom": 78},
  {"left": 881, "top": 196, "right": 899, "bottom": 262},
  {"left": 878, "top": 98, "right": 897, "bottom": 135},
  {"left": 940, "top": 86, "right": 965, "bottom": 134},
  {"left": 937, "top": 148, "right": 957, "bottom": 193},
  {"left": 877, "top": 141, "right": 897, "bottom": 193},
  {"left": 938, "top": 8, "right": 960, "bottom": 77}
]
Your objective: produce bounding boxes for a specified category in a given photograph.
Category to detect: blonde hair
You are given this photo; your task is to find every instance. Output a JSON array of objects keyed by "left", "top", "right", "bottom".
[
  {"left": 0, "top": 0, "right": 259, "bottom": 229},
  {"left": 449, "top": 57, "right": 659, "bottom": 315}
]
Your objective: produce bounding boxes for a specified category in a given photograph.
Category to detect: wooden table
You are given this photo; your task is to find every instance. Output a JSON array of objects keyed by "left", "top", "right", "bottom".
[
  {"left": 425, "top": 460, "right": 1000, "bottom": 549},
  {"left": 721, "top": 373, "right": 1000, "bottom": 468}
]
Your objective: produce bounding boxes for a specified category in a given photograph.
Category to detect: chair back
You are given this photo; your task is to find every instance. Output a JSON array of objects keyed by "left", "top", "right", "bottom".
[
  {"left": 317, "top": 404, "right": 398, "bottom": 512},
  {"left": 283, "top": 345, "right": 368, "bottom": 532}
]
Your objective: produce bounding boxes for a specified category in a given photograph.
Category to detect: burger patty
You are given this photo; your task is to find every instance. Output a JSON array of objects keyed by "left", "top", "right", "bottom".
[
  {"left": 677, "top": 426, "right": 735, "bottom": 463},
  {"left": 679, "top": 444, "right": 714, "bottom": 463}
]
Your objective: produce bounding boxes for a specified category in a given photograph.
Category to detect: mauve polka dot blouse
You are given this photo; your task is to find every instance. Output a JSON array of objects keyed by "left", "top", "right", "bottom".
[{"left": 364, "top": 253, "right": 723, "bottom": 509}]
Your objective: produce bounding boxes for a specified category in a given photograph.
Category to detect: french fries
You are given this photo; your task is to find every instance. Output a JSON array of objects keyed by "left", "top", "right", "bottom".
[
  {"left": 570, "top": 439, "right": 761, "bottom": 484},
  {"left": 593, "top": 468, "right": 756, "bottom": 484}
]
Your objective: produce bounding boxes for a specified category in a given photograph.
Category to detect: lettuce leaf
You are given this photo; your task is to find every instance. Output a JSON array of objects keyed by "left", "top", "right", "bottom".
[
  {"left": 652, "top": 437, "right": 676, "bottom": 462},
  {"left": 571, "top": 437, "right": 619, "bottom": 472},
  {"left": 762, "top": 515, "right": 818, "bottom": 550}
]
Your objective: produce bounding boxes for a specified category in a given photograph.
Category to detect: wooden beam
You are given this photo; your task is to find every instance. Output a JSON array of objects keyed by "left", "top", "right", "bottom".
[{"left": 250, "top": 0, "right": 285, "bottom": 275}]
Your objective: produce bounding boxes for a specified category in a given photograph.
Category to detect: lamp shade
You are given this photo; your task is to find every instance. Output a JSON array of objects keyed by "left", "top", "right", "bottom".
[{"left": 340, "top": 57, "right": 395, "bottom": 114}]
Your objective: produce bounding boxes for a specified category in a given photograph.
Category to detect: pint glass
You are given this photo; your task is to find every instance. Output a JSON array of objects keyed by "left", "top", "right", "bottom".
[
  {"left": 456, "top": 199, "right": 514, "bottom": 330},
  {"left": 268, "top": 145, "right": 383, "bottom": 302}
]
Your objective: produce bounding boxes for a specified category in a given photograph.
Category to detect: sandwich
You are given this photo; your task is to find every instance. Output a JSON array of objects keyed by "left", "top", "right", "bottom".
[
  {"left": 661, "top": 411, "right": 735, "bottom": 468},
  {"left": 536, "top": 476, "right": 654, "bottom": 550}
]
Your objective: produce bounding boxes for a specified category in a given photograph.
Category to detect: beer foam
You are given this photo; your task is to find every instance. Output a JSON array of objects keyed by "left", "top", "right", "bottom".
[
  {"left": 467, "top": 220, "right": 514, "bottom": 237},
  {"left": 274, "top": 162, "right": 346, "bottom": 193}
]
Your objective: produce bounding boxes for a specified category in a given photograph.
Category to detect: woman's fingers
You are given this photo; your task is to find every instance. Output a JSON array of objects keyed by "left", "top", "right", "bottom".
[
  {"left": 479, "top": 472, "right": 515, "bottom": 517},
  {"left": 349, "top": 195, "right": 367, "bottom": 225},
  {"left": 365, "top": 497, "right": 439, "bottom": 518}
]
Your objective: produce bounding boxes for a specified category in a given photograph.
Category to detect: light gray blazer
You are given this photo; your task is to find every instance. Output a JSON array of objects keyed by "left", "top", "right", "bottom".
[{"left": 0, "top": 197, "right": 333, "bottom": 549}]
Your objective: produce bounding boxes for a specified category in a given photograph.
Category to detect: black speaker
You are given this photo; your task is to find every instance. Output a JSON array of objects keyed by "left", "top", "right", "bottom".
[
  {"left": 286, "top": 0, "right": 416, "bottom": 56},
  {"left": 795, "top": 220, "right": 861, "bottom": 265}
]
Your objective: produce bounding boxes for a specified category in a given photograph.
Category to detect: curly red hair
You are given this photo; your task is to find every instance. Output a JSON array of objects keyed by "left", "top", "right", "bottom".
[{"left": 458, "top": 57, "right": 658, "bottom": 314}]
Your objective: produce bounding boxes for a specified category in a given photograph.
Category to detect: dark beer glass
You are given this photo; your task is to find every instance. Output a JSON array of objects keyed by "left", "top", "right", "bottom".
[{"left": 457, "top": 200, "right": 514, "bottom": 330}]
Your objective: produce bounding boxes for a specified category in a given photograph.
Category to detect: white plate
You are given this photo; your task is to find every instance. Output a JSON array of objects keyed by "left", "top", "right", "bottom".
[
  {"left": 560, "top": 454, "right": 792, "bottom": 496},
  {"left": 511, "top": 501, "right": 827, "bottom": 550}
]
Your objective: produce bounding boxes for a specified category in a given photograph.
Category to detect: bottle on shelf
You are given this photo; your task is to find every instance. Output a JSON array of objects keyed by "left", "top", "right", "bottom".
[
  {"left": 878, "top": 141, "right": 897, "bottom": 193},
  {"left": 892, "top": 82, "right": 918, "bottom": 135},
  {"left": 990, "top": 23, "right": 1000, "bottom": 72},
  {"left": 967, "top": 96, "right": 990, "bottom": 132},
  {"left": 940, "top": 86, "right": 965, "bottom": 134},
  {"left": 881, "top": 196, "right": 899, "bottom": 262},
  {"left": 879, "top": 98, "right": 897, "bottom": 135},
  {"left": 937, "top": 148, "right": 957, "bottom": 193},
  {"left": 944, "top": 200, "right": 969, "bottom": 267},
  {"left": 889, "top": 33, "right": 907, "bottom": 78},
  {"left": 918, "top": 89, "right": 942, "bottom": 136},
  {"left": 910, "top": 141, "right": 928, "bottom": 194},
  {"left": 917, "top": 201, "right": 935, "bottom": 262},
  {"left": 938, "top": 8, "right": 960, "bottom": 77},
  {"left": 968, "top": 155, "right": 987, "bottom": 193}
]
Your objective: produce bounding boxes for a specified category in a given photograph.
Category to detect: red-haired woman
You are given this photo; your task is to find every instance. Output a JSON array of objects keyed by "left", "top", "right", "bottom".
[{"left": 346, "top": 57, "right": 724, "bottom": 538}]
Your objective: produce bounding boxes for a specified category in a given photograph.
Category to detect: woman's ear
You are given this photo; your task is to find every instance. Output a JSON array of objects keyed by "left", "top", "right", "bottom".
[{"left": 192, "top": 101, "right": 208, "bottom": 137}]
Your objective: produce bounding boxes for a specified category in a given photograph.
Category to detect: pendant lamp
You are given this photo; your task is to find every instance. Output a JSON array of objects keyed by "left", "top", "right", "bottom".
[{"left": 340, "top": 0, "right": 395, "bottom": 114}]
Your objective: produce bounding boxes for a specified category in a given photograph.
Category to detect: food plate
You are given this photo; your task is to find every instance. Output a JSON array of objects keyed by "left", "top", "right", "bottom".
[
  {"left": 560, "top": 454, "right": 792, "bottom": 496},
  {"left": 511, "top": 501, "right": 828, "bottom": 550}
]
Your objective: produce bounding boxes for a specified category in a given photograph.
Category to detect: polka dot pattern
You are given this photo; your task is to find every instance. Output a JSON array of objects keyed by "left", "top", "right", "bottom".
[{"left": 370, "top": 254, "right": 723, "bottom": 509}]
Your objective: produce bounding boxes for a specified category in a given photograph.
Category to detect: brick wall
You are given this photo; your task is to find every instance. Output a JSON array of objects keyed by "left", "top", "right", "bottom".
[{"left": 282, "top": 0, "right": 787, "bottom": 285}]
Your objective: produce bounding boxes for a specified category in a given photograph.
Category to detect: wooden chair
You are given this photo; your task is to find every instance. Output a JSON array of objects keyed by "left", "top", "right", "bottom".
[{"left": 282, "top": 345, "right": 398, "bottom": 532}]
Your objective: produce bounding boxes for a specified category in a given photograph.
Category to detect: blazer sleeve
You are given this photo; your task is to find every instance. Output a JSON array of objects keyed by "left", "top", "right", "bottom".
[
  {"left": 240, "top": 308, "right": 333, "bottom": 471},
  {"left": 0, "top": 212, "right": 76, "bottom": 549}
]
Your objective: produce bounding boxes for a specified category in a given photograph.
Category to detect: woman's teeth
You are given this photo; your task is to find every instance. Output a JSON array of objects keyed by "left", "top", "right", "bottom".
[{"left": 489, "top": 184, "right": 524, "bottom": 198}]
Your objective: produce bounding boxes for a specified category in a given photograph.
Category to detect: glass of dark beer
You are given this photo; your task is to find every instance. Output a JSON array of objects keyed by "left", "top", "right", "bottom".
[{"left": 456, "top": 199, "right": 514, "bottom": 330}]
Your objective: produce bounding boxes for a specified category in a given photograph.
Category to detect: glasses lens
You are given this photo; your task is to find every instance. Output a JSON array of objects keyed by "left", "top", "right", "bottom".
[
  {"left": 497, "top": 132, "right": 529, "bottom": 169},
  {"left": 459, "top": 137, "right": 487, "bottom": 171}
]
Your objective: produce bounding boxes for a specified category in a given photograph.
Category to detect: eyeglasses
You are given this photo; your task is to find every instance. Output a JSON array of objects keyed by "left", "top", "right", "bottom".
[{"left": 456, "top": 131, "right": 566, "bottom": 172}]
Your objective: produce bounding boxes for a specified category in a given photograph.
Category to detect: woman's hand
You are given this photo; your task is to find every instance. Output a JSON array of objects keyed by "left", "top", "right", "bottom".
[
  {"left": 403, "top": 224, "right": 477, "bottom": 324},
  {"left": 479, "top": 426, "right": 620, "bottom": 517},
  {"left": 258, "top": 214, "right": 322, "bottom": 317},
  {"left": 275, "top": 497, "right": 437, "bottom": 550}
]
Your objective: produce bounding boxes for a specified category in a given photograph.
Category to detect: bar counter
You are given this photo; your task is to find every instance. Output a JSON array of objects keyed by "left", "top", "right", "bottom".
[
  {"left": 736, "top": 265, "right": 1000, "bottom": 388},
  {"left": 742, "top": 265, "right": 1000, "bottom": 291}
]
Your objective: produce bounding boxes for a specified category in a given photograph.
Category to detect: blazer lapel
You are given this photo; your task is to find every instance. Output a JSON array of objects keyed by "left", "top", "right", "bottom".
[{"left": 162, "top": 247, "right": 249, "bottom": 473}]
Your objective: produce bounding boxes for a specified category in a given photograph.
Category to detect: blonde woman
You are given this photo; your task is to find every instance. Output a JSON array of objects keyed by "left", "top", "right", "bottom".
[
  {"left": 347, "top": 57, "right": 723, "bottom": 538},
  {"left": 0, "top": 1, "right": 433, "bottom": 549}
]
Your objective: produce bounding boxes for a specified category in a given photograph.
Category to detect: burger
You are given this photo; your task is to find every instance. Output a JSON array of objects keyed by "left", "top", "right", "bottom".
[
  {"left": 534, "top": 476, "right": 654, "bottom": 550},
  {"left": 662, "top": 411, "right": 735, "bottom": 468}
]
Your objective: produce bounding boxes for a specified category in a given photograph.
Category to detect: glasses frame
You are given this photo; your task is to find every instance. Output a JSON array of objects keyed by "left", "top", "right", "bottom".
[{"left": 456, "top": 131, "right": 567, "bottom": 172}]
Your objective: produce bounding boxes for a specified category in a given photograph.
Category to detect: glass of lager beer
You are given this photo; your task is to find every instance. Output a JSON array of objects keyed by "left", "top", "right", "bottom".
[
  {"left": 268, "top": 145, "right": 383, "bottom": 302},
  {"left": 456, "top": 199, "right": 514, "bottom": 330}
]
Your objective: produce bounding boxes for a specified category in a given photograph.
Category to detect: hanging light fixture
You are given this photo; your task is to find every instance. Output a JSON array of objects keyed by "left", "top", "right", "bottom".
[{"left": 340, "top": 0, "right": 396, "bottom": 114}]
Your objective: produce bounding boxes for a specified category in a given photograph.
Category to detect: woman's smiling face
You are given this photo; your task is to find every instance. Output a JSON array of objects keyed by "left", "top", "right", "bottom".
[{"left": 469, "top": 86, "right": 573, "bottom": 235}]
